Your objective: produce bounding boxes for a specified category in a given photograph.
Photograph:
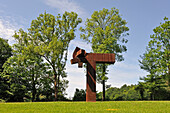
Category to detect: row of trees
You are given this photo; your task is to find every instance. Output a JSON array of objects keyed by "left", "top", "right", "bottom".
[
  {"left": 0, "top": 8, "right": 129, "bottom": 102},
  {"left": 98, "top": 83, "right": 169, "bottom": 101},
  {"left": 73, "top": 82, "right": 169, "bottom": 101}
]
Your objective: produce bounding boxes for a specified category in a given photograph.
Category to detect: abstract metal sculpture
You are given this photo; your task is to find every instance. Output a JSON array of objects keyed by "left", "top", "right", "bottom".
[{"left": 71, "top": 47, "right": 115, "bottom": 102}]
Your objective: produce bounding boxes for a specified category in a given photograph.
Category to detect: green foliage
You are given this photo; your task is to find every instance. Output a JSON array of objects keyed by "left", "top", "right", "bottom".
[
  {"left": 139, "top": 51, "right": 166, "bottom": 100},
  {"left": 148, "top": 17, "right": 170, "bottom": 85},
  {"left": 73, "top": 88, "right": 86, "bottom": 101},
  {"left": 139, "top": 17, "right": 170, "bottom": 100},
  {"left": 2, "top": 56, "right": 36, "bottom": 102},
  {"left": 135, "top": 82, "right": 145, "bottom": 100},
  {"left": 0, "top": 38, "right": 12, "bottom": 72},
  {"left": 0, "top": 38, "right": 12, "bottom": 101},
  {"left": 97, "top": 84, "right": 142, "bottom": 101},
  {"left": 97, "top": 83, "right": 170, "bottom": 101},
  {"left": 1, "top": 33, "right": 52, "bottom": 101},
  {"left": 97, "top": 83, "right": 169, "bottom": 101}
]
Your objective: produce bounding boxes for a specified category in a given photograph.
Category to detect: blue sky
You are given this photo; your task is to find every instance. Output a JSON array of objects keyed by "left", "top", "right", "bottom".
[{"left": 0, "top": 0, "right": 170, "bottom": 98}]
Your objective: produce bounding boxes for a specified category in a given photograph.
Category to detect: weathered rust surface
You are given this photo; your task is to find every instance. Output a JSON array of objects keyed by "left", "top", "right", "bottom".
[{"left": 71, "top": 47, "right": 115, "bottom": 102}]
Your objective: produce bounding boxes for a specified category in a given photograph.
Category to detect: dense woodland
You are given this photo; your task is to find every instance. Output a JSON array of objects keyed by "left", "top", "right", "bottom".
[{"left": 0, "top": 8, "right": 169, "bottom": 102}]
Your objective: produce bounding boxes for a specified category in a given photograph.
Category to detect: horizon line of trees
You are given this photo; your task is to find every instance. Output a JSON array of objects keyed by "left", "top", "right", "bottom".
[
  {"left": 0, "top": 8, "right": 169, "bottom": 102},
  {"left": 73, "top": 83, "right": 170, "bottom": 101}
]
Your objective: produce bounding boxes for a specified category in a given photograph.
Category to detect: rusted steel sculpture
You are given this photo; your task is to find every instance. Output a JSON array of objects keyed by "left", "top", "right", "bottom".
[{"left": 71, "top": 47, "right": 115, "bottom": 102}]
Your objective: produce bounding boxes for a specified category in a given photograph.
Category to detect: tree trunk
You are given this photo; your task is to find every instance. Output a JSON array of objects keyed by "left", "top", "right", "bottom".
[
  {"left": 150, "top": 93, "right": 153, "bottom": 100},
  {"left": 54, "top": 74, "right": 58, "bottom": 101},
  {"left": 102, "top": 79, "right": 105, "bottom": 101},
  {"left": 102, "top": 64, "right": 106, "bottom": 101},
  {"left": 32, "top": 81, "right": 36, "bottom": 102},
  {"left": 150, "top": 91, "right": 155, "bottom": 100},
  {"left": 57, "top": 75, "right": 60, "bottom": 101},
  {"left": 140, "top": 90, "right": 144, "bottom": 100},
  {"left": 32, "top": 70, "right": 36, "bottom": 102},
  {"left": 168, "top": 65, "right": 170, "bottom": 86}
]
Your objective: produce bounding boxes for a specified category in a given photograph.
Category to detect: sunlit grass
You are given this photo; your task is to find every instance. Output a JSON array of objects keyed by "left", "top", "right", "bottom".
[{"left": 0, "top": 101, "right": 169, "bottom": 113}]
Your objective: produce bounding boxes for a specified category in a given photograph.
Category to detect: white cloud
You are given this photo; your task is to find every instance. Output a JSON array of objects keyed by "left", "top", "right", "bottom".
[
  {"left": 0, "top": 15, "right": 28, "bottom": 45},
  {"left": 0, "top": 5, "right": 17, "bottom": 44},
  {"left": 44, "top": 0, "right": 89, "bottom": 19},
  {"left": 0, "top": 19, "right": 16, "bottom": 45},
  {"left": 69, "top": 40, "right": 91, "bottom": 51}
]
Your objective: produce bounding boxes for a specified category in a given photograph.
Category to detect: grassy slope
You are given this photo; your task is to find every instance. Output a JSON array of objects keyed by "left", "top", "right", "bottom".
[{"left": 0, "top": 101, "right": 170, "bottom": 113}]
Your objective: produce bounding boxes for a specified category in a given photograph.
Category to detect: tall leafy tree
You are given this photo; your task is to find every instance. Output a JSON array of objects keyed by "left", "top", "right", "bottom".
[
  {"left": 139, "top": 50, "right": 166, "bottom": 100},
  {"left": 0, "top": 38, "right": 12, "bottom": 101},
  {"left": 13, "top": 11, "right": 82, "bottom": 101},
  {"left": 2, "top": 36, "right": 48, "bottom": 102},
  {"left": 1, "top": 39, "right": 28, "bottom": 102},
  {"left": 80, "top": 8, "right": 129, "bottom": 100},
  {"left": 139, "top": 17, "right": 169, "bottom": 100},
  {"left": 148, "top": 17, "right": 170, "bottom": 86}
]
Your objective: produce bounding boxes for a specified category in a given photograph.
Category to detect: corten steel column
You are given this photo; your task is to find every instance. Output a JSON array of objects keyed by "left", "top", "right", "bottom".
[
  {"left": 71, "top": 47, "right": 115, "bottom": 102},
  {"left": 86, "top": 61, "right": 96, "bottom": 102}
]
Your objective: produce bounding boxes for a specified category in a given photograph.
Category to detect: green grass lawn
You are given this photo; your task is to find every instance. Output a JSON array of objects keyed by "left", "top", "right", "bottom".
[{"left": 0, "top": 101, "right": 170, "bottom": 113}]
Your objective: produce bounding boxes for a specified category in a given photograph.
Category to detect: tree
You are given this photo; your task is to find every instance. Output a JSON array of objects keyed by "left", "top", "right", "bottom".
[
  {"left": 0, "top": 38, "right": 12, "bottom": 72},
  {"left": 139, "top": 49, "right": 167, "bottom": 100},
  {"left": 1, "top": 53, "right": 28, "bottom": 102},
  {"left": 73, "top": 88, "right": 86, "bottom": 101},
  {"left": 148, "top": 17, "right": 170, "bottom": 86},
  {"left": 139, "top": 49, "right": 166, "bottom": 100},
  {"left": 13, "top": 11, "right": 82, "bottom": 101},
  {"left": 0, "top": 38, "right": 12, "bottom": 101},
  {"left": 1, "top": 32, "right": 51, "bottom": 102},
  {"left": 135, "top": 82, "right": 145, "bottom": 100},
  {"left": 80, "top": 8, "right": 129, "bottom": 100},
  {"left": 2, "top": 52, "right": 46, "bottom": 102},
  {"left": 139, "top": 17, "right": 169, "bottom": 100}
]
